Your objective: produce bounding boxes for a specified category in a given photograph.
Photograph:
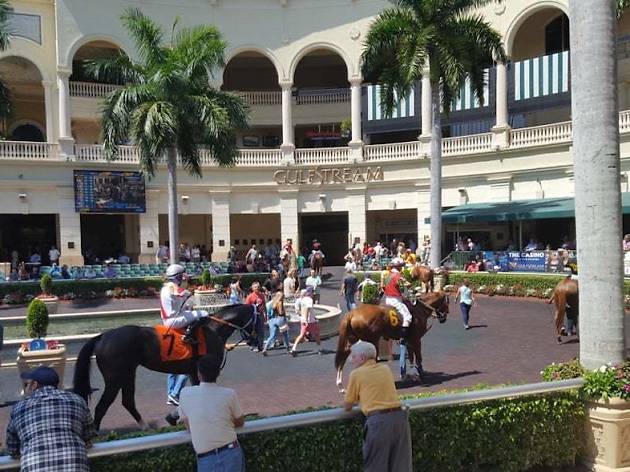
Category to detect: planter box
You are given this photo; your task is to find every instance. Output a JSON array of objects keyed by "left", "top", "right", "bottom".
[
  {"left": 16, "top": 344, "right": 67, "bottom": 391},
  {"left": 194, "top": 289, "right": 229, "bottom": 314},
  {"left": 585, "top": 398, "right": 630, "bottom": 471},
  {"left": 37, "top": 296, "right": 59, "bottom": 314}
]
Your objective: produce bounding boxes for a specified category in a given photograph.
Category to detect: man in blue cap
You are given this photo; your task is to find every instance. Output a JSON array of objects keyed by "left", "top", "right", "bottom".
[{"left": 6, "top": 366, "right": 96, "bottom": 472}]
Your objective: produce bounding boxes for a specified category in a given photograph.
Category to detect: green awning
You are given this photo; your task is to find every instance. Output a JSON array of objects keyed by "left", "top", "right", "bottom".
[{"left": 427, "top": 194, "right": 630, "bottom": 224}]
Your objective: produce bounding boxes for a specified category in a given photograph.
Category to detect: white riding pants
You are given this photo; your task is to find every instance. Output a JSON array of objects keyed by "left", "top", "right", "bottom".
[{"left": 385, "top": 296, "right": 412, "bottom": 327}]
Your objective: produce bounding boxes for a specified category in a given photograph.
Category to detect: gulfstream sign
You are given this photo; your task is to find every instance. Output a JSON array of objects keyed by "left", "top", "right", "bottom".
[{"left": 273, "top": 167, "right": 384, "bottom": 185}]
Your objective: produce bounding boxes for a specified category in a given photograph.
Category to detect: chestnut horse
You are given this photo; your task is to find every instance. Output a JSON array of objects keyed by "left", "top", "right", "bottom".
[
  {"left": 335, "top": 291, "right": 449, "bottom": 392},
  {"left": 410, "top": 263, "right": 435, "bottom": 292},
  {"left": 548, "top": 277, "right": 579, "bottom": 343},
  {"left": 311, "top": 252, "right": 324, "bottom": 276}
]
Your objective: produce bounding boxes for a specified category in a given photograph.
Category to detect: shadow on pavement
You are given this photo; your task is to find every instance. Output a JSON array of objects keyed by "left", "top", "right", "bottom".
[{"left": 395, "top": 370, "right": 482, "bottom": 389}]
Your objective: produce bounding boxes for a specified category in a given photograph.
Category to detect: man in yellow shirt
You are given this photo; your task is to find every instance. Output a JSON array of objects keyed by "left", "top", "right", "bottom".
[
  {"left": 343, "top": 341, "right": 412, "bottom": 472},
  {"left": 404, "top": 249, "right": 416, "bottom": 266}
]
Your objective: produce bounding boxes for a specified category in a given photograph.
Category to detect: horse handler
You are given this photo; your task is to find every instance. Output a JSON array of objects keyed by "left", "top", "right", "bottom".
[{"left": 343, "top": 341, "right": 412, "bottom": 472}]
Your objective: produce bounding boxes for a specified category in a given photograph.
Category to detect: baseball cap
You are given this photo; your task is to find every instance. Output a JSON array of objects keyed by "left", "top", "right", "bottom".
[{"left": 20, "top": 366, "right": 59, "bottom": 386}]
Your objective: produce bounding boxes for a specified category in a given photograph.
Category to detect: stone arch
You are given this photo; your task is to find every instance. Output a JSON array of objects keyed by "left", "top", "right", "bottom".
[
  {"left": 0, "top": 48, "right": 50, "bottom": 82},
  {"left": 504, "top": 1, "right": 569, "bottom": 58},
  {"left": 224, "top": 45, "right": 284, "bottom": 84},
  {"left": 288, "top": 42, "right": 355, "bottom": 84},
  {"left": 64, "top": 34, "right": 129, "bottom": 69},
  {"left": 9, "top": 119, "right": 46, "bottom": 141}
]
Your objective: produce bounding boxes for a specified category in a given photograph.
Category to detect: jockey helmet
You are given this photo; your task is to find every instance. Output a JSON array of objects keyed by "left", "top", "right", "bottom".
[
  {"left": 165, "top": 264, "right": 186, "bottom": 283},
  {"left": 391, "top": 257, "right": 405, "bottom": 267}
]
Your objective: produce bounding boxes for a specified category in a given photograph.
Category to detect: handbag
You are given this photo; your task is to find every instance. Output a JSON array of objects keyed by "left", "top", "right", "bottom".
[{"left": 279, "top": 321, "right": 289, "bottom": 333}]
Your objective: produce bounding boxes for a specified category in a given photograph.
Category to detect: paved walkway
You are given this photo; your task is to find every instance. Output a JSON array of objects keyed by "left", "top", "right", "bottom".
[{"left": 0, "top": 267, "right": 628, "bottom": 436}]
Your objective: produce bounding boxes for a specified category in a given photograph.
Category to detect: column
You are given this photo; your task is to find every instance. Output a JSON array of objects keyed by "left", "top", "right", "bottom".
[
  {"left": 57, "top": 69, "right": 74, "bottom": 158},
  {"left": 139, "top": 190, "right": 160, "bottom": 263},
  {"left": 347, "top": 188, "right": 367, "bottom": 247},
  {"left": 42, "top": 80, "right": 55, "bottom": 143},
  {"left": 210, "top": 191, "right": 231, "bottom": 262},
  {"left": 280, "top": 81, "right": 295, "bottom": 163},
  {"left": 57, "top": 188, "right": 84, "bottom": 266},
  {"left": 415, "top": 185, "right": 431, "bottom": 258},
  {"left": 492, "top": 61, "right": 510, "bottom": 149},
  {"left": 419, "top": 67, "right": 432, "bottom": 155},
  {"left": 349, "top": 78, "right": 364, "bottom": 162},
  {"left": 279, "top": 190, "right": 299, "bottom": 250}
]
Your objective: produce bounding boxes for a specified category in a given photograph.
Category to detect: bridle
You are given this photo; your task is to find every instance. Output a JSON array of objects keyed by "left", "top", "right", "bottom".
[
  {"left": 209, "top": 307, "right": 257, "bottom": 370},
  {"left": 413, "top": 295, "right": 448, "bottom": 323}
]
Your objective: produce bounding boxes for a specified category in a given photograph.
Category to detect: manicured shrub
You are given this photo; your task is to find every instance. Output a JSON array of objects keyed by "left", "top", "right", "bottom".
[
  {"left": 39, "top": 274, "right": 53, "bottom": 296},
  {"left": 26, "top": 298, "right": 49, "bottom": 339},
  {"left": 199, "top": 269, "right": 214, "bottom": 289},
  {"left": 87, "top": 391, "right": 585, "bottom": 472}
]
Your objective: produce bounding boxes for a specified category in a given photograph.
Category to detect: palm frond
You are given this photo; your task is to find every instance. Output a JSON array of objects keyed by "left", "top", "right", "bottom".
[
  {"left": 618, "top": 0, "right": 630, "bottom": 18},
  {"left": 121, "top": 8, "right": 166, "bottom": 67},
  {"left": 173, "top": 25, "right": 226, "bottom": 80},
  {"left": 83, "top": 54, "right": 144, "bottom": 85},
  {"left": 362, "top": 7, "right": 425, "bottom": 116},
  {"left": 0, "top": 0, "right": 12, "bottom": 51},
  {"left": 441, "top": 0, "right": 498, "bottom": 19},
  {"left": 0, "top": 76, "right": 11, "bottom": 119}
]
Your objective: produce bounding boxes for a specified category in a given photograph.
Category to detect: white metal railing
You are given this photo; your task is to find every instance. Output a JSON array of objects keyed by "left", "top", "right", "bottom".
[
  {"left": 510, "top": 121, "right": 573, "bottom": 149},
  {"left": 238, "top": 90, "right": 281, "bottom": 106},
  {"left": 0, "top": 141, "right": 57, "bottom": 160},
  {"left": 364, "top": 141, "right": 421, "bottom": 161},
  {"left": 442, "top": 132, "right": 493, "bottom": 156},
  {"left": 294, "top": 146, "right": 350, "bottom": 164},
  {"left": 69, "top": 81, "right": 121, "bottom": 98},
  {"left": 296, "top": 88, "right": 350, "bottom": 105},
  {"left": 0, "top": 379, "right": 584, "bottom": 470}
]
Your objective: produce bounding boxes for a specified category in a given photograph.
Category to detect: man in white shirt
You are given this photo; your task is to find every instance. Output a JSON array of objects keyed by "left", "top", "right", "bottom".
[
  {"left": 304, "top": 269, "right": 322, "bottom": 304},
  {"left": 290, "top": 287, "right": 322, "bottom": 356},
  {"left": 178, "top": 354, "right": 245, "bottom": 472},
  {"left": 48, "top": 246, "right": 60, "bottom": 265}
]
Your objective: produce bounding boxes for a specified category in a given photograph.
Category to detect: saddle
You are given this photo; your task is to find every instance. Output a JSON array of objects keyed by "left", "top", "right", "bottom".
[{"left": 155, "top": 325, "right": 208, "bottom": 362}]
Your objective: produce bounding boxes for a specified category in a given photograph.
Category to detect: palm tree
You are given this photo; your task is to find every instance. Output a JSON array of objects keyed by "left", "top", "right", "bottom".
[
  {"left": 362, "top": 0, "right": 505, "bottom": 268},
  {"left": 0, "top": 0, "right": 13, "bottom": 122},
  {"left": 85, "top": 9, "right": 248, "bottom": 264},
  {"left": 570, "top": 0, "right": 626, "bottom": 368}
]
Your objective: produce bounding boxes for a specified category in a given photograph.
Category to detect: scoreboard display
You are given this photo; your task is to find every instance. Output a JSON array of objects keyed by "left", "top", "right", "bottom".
[{"left": 74, "top": 170, "right": 146, "bottom": 213}]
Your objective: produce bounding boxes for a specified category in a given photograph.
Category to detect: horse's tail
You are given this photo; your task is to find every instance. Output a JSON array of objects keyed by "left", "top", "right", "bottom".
[
  {"left": 335, "top": 313, "right": 353, "bottom": 370},
  {"left": 73, "top": 334, "right": 101, "bottom": 401}
]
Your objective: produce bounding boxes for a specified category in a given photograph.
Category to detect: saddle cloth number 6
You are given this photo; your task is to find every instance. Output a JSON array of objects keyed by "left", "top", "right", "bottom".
[{"left": 388, "top": 309, "right": 399, "bottom": 327}]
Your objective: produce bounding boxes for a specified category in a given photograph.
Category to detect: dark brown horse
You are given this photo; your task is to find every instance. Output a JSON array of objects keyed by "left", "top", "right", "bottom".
[
  {"left": 311, "top": 252, "right": 324, "bottom": 276},
  {"left": 335, "top": 291, "right": 449, "bottom": 392},
  {"left": 548, "top": 277, "right": 579, "bottom": 343},
  {"left": 73, "top": 304, "right": 256, "bottom": 430},
  {"left": 410, "top": 263, "right": 435, "bottom": 292}
]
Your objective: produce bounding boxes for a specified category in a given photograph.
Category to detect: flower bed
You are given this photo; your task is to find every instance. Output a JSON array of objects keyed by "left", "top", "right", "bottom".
[
  {"left": 0, "top": 274, "right": 270, "bottom": 306},
  {"left": 83, "top": 389, "right": 585, "bottom": 472}
]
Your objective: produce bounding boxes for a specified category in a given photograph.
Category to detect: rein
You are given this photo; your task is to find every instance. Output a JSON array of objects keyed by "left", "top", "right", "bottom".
[
  {"left": 210, "top": 309, "right": 256, "bottom": 370},
  {"left": 415, "top": 296, "right": 447, "bottom": 320}
]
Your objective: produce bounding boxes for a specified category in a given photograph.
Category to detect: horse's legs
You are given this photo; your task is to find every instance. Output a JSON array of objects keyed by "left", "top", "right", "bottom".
[
  {"left": 94, "top": 382, "right": 121, "bottom": 431},
  {"left": 336, "top": 348, "right": 352, "bottom": 393},
  {"left": 410, "top": 340, "right": 424, "bottom": 375},
  {"left": 554, "top": 306, "right": 566, "bottom": 343},
  {"left": 119, "top": 371, "right": 148, "bottom": 429}
]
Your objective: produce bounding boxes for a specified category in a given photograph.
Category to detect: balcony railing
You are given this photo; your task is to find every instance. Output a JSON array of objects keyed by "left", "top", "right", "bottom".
[
  {"left": 237, "top": 90, "right": 281, "bottom": 106},
  {"left": 3, "top": 109, "right": 630, "bottom": 165},
  {"left": 295, "top": 88, "right": 350, "bottom": 105},
  {"left": 0, "top": 141, "right": 57, "bottom": 160},
  {"left": 364, "top": 141, "right": 420, "bottom": 161},
  {"left": 442, "top": 133, "right": 493, "bottom": 157},
  {"left": 69, "top": 81, "right": 122, "bottom": 98},
  {"left": 295, "top": 146, "right": 350, "bottom": 164}
]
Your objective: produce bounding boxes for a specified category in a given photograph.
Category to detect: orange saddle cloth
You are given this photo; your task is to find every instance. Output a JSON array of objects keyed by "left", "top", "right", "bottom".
[{"left": 155, "top": 325, "right": 208, "bottom": 362}]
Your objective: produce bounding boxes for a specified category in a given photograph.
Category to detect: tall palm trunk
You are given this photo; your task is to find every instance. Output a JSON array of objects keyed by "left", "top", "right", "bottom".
[
  {"left": 167, "top": 148, "right": 179, "bottom": 264},
  {"left": 429, "top": 83, "right": 443, "bottom": 268},
  {"left": 570, "top": 0, "right": 626, "bottom": 368}
]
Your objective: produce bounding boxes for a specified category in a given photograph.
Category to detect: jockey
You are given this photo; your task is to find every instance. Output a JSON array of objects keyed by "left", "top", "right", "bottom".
[
  {"left": 383, "top": 258, "right": 412, "bottom": 340},
  {"left": 160, "top": 264, "right": 209, "bottom": 344}
]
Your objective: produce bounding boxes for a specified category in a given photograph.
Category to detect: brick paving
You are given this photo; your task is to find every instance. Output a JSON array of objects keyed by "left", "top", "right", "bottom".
[{"left": 0, "top": 267, "right": 628, "bottom": 436}]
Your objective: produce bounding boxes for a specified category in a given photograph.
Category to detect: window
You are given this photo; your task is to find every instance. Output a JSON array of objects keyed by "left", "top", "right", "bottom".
[{"left": 545, "top": 14, "right": 570, "bottom": 55}]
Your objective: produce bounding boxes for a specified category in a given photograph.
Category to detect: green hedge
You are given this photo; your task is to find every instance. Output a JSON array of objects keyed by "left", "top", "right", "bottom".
[
  {"left": 0, "top": 274, "right": 270, "bottom": 303},
  {"left": 87, "top": 391, "right": 585, "bottom": 472}
]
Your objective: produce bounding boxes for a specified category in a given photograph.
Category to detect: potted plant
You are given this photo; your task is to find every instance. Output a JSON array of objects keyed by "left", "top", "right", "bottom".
[
  {"left": 582, "top": 361, "right": 630, "bottom": 471},
  {"left": 194, "top": 269, "right": 219, "bottom": 307},
  {"left": 37, "top": 274, "right": 59, "bottom": 314},
  {"left": 542, "top": 359, "right": 630, "bottom": 471},
  {"left": 340, "top": 118, "right": 351, "bottom": 139},
  {"left": 16, "top": 299, "right": 67, "bottom": 390}
]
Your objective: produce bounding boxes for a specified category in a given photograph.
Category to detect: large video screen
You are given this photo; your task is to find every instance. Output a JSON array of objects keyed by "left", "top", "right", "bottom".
[{"left": 74, "top": 170, "right": 146, "bottom": 213}]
